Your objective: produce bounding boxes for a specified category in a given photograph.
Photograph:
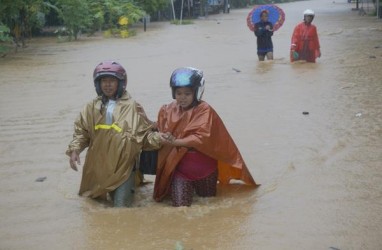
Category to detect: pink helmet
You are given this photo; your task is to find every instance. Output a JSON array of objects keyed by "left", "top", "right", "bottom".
[{"left": 93, "top": 61, "right": 127, "bottom": 98}]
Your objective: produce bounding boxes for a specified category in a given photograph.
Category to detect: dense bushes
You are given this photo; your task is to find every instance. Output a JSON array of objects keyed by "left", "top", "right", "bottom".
[{"left": 0, "top": 0, "right": 170, "bottom": 45}]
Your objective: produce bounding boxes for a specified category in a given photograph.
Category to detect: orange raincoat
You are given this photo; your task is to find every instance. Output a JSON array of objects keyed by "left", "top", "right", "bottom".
[
  {"left": 291, "top": 22, "right": 320, "bottom": 63},
  {"left": 66, "top": 92, "right": 161, "bottom": 198},
  {"left": 153, "top": 101, "right": 258, "bottom": 201}
]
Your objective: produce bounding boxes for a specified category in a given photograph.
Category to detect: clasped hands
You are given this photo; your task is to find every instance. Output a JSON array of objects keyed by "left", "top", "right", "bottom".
[{"left": 160, "top": 132, "right": 176, "bottom": 145}]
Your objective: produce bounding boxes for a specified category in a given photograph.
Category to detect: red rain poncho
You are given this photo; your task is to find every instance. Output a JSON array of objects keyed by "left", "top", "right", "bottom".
[
  {"left": 291, "top": 22, "right": 320, "bottom": 63},
  {"left": 153, "top": 101, "right": 258, "bottom": 201}
]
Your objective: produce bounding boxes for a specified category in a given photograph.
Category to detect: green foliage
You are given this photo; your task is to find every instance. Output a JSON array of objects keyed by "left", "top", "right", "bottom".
[
  {"left": 0, "top": 0, "right": 48, "bottom": 47},
  {"left": 0, "top": 25, "right": 12, "bottom": 42},
  {"left": 0, "top": 23, "right": 13, "bottom": 54},
  {"left": 121, "top": 1, "right": 145, "bottom": 23},
  {"left": 56, "top": 0, "right": 91, "bottom": 40},
  {"left": 0, "top": 0, "right": 179, "bottom": 45},
  {"left": 87, "top": 1, "right": 105, "bottom": 34},
  {"left": 108, "top": 0, "right": 144, "bottom": 25},
  {"left": 53, "top": 26, "right": 72, "bottom": 42},
  {"left": 170, "top": 19, "right": 194, "bottom": 25},
  {"left": 135, "top": 0, "right": 169, "bottom": 16},
  {"left": 87, "top": 0, "right": 145, "bottom": 35}
]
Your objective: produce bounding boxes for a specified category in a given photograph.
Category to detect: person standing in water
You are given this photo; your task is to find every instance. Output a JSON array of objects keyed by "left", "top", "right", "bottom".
[
  {"left": 254, "top": 10, "right": 274, "bottom": 61},
  {"left": 152, "top": 67, "right": 258, "bottom": 207},
  {"left": 66, "top": 61, "right": 165, "bottom": 207},
  {"left": 290, "top": 9, "right": 321, "bottom": 63}
]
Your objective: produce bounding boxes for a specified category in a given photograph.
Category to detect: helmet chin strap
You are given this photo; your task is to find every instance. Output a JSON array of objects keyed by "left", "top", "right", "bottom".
[
  {"left": 191, "top": 87, "right": 201, "bottom": 107},
  {"left": 116, "top": 81, "right": 125, "bottom": 98},
  {"left": 101, "top": 95, "right": 108, "bottom": 106},
  {"left": 191, "top": 99, "right": 200, "bottom": 107}
]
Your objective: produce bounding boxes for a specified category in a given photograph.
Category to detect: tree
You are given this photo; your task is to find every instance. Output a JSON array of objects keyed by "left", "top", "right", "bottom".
[
  {"left": 0, "top": 0, "right": 158, "bottom": 45},
  {"left": 136, "top": 0, "right": 169, "bottom": 16},
  {"left": 0, "top": 23, "right": 13, "bottom": 55},
  {"left": 55, "top": 0, "right": 91, "bottom": 40},
  {"left": 0, "top": 0, "right": 46, "bottom": 46},
  {"left": 87, "top": 0, "right": 145, "bottom": 37}
]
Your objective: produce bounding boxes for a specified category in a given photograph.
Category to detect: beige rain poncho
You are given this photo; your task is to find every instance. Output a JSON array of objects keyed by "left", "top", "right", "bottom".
[{"left": 66, "top": 92, "right": 161, "bottom": 198}]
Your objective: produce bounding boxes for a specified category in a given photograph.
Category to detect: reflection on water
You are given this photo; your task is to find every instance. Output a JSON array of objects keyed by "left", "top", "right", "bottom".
[
  {"left": 0, "top": 0, "right": 381, "bottom": 249},
  {"left": 256, "top": 60, "right": 274, "bottom": 74},
  {"left": 78, "top": 183, "right": 258, "bottom": 249}
]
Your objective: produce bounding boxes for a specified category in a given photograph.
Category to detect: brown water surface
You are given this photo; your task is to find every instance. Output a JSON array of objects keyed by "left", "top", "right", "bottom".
[{"left": 1, "top": 0, "right": 381, "bottom": 249}]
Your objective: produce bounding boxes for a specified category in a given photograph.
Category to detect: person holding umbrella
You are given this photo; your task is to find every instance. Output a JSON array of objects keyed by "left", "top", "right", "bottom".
[
  {"left": 254, "top": 10, "right": 274, "bottom": 61},
  {"left": 247, "top": 5, "right": 285, "bottom": 61},
  {"left": 290, "top": 9, "right": 321, "bottom": 63}
]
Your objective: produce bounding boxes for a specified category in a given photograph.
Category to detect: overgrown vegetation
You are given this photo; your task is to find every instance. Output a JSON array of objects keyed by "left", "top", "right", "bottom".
[
  {"left": 170, "top": 19, "right": 194, "bottom": 25},
  {"left": 0, "top": 24, "right": 13, "bottom": 56},
  {"left": 0, "top": 0, "right": 170, "bottom": 50},
  {"left": 1, "top": 0, "right": 378, "bottom": 55}
]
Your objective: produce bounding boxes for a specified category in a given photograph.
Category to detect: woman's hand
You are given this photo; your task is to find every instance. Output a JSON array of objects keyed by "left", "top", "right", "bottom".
[
  {"left": 160, "top": 132, "right": 175, "bottom": 145},
  {"left": 159, "top": 133, "right": 189, "bottom": 147},
  {"left": 70, "top": 151, "right": 81, "bottom": 171},
  {"left": 151, "top": 122, "right": 158, "bottom": 130}
]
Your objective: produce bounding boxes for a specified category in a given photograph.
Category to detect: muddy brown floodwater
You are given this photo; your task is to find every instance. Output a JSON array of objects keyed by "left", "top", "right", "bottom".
[{"left": 0, "top": 0, "right": 381, "bottom": 249}]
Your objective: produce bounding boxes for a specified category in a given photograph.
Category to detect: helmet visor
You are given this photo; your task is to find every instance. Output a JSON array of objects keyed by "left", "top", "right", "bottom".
[
  {"left": 171, "top": 68, "right": 195, "bottom": 87},
  {"left": 96, "top": 71, "right": 123, "bottom": 80}
]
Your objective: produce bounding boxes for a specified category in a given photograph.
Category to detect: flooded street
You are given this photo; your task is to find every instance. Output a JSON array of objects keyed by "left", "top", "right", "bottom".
[{"left": 1, "top": 0, "right": 381, "bottom": 249}]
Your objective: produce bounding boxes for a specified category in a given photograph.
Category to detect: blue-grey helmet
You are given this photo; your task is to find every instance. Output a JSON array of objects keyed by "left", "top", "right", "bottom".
[{"left": 170, "top": 67, "right": 205, "bottom": 101}]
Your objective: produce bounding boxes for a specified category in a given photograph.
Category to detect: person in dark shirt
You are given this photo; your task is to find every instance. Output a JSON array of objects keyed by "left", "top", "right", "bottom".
[{"left": 254, "top": 10, "right": 274, "bottom": 61}]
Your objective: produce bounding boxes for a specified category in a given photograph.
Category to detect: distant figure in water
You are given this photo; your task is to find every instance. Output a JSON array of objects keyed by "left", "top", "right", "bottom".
[
  {"left": 290, "top": 9, "right": 321, "bottom": 63},
  {"left": 151, "top": 67, "right": 258, "bottom": 207},
  {"left": 254, "top": 10, "right": 274, "bottom": 61}
]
